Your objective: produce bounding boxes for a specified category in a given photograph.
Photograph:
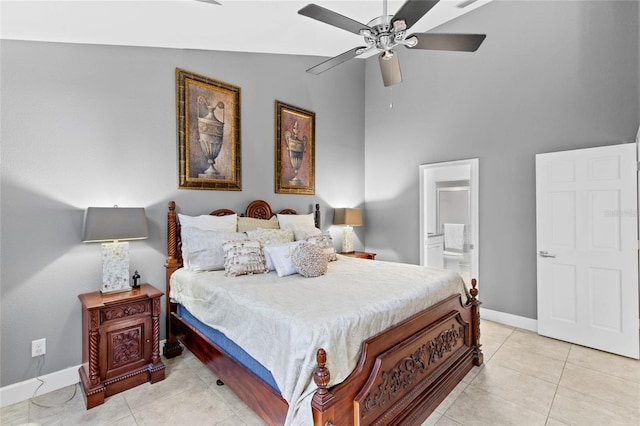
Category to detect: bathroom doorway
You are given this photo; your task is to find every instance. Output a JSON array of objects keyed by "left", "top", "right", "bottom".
[{"left": 419, "top": 159, "right": 479, "bottom": 286}]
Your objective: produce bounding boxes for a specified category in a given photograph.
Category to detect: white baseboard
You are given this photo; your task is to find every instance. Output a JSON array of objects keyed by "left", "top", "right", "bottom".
[
  {"left": 481, "top": 308, "right": 538, "bottom": 332},
  {"left": 0, "top": 365, "right": 80, "bottom": 408}
]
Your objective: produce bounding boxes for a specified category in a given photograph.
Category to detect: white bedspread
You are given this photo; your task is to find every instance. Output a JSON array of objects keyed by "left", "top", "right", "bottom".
[{"left": 170, "top": 255, "right": 468, "bottom": 425}]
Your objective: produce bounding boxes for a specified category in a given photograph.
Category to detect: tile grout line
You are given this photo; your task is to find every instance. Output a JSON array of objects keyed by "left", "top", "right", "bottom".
[
  {"left": 439, "top": 325, "right": 517, "bottom": 425},
  {"left": 543, "top": 342, "right": 572, "bottom": 425}
]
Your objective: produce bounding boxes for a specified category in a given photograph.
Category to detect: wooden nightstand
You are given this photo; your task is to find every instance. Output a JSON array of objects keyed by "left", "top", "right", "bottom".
[
  {"left": 340, "top": 251, "right": 376, "bottom": 260},
  {"left": 78, "top": 284, "right": 165, "bottom": 409}
]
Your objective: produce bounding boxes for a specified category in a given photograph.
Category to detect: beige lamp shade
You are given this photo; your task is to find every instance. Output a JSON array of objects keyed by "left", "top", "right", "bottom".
[
  {"left": 82, "top": 207, "right": 149, "bottom": 242},
  {"left": 333, "top": 208, "right": 363, "bottom": 226}
]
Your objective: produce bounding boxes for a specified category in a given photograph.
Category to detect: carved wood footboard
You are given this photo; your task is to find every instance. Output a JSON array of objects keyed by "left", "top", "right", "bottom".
[{"left": 312, "top": 280, "right": 482, "bottom": 426}]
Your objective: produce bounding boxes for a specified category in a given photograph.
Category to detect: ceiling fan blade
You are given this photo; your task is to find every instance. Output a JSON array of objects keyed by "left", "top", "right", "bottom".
[
  {"left": 407, "top": 33, "right": 486, "bottom": 52},
  {"left": 306, "top": 46, "right": 368, "bottom": 75},
  {"left": 298, "top": 4, "right": 371, "bottom": 35},
  {"left": 391, "top": 0, "right": 440, "bottom": 30},
  {"left": 378, "top": 52, "right": 402, "bottom": 87}
]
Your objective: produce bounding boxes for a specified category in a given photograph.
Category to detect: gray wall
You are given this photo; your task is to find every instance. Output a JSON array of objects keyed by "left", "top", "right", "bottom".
[
  {"left": 0, "top": 41, "right": 365, "bottom": 386},
  {"left": 363, "top": 0, "right": 639, "bottom": 319}
]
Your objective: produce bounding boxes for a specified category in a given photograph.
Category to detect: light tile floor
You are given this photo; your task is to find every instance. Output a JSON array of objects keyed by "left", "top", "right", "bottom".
[{"left": 2, "top": 320, "right": 639, "bottom": 425}]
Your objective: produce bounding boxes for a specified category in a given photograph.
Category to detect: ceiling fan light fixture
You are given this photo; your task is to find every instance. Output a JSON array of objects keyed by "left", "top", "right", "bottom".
[
  {"left": 381, "top": 50, "right": 395, "bottom": 60},
  {"left": 405, "top": 36, "right": 418, "bottom": 48},
  {"left": 392, "top": 19, "right": 407, "bottom": 32}
]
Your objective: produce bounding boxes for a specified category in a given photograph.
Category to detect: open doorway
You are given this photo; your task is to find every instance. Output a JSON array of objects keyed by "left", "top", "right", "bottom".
[{"left": 419, "top": 159, "right": 479, "bottom": 286}]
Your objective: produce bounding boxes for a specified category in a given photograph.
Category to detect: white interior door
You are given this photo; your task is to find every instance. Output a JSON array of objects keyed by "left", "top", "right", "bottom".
[{"left": 536, "top": 143, "right": 639, "bottom": 359}]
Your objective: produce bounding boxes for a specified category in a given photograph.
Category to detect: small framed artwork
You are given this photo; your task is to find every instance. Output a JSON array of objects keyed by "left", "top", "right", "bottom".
[
  {"left": 176, "top": 68, "right": 241, "bottom": 190},
  {"left": 274, "top": 101, "right": 315, "bottom": 195}
]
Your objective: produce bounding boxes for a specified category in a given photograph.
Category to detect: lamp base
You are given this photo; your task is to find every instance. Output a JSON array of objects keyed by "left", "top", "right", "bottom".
[
  {"left": 101, "top": 241, "right": 131, "bottom": 293},
  {"left": 342, "top": 226, "right": 354, "bottom": 253},
  {"left": 100, "top": 286, "right": 133, "bottom": 295}
]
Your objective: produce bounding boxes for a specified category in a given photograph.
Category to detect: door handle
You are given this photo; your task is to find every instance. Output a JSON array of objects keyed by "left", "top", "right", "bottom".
[{"left": 539, "top": 251, "right": 556, "bottom": 258}]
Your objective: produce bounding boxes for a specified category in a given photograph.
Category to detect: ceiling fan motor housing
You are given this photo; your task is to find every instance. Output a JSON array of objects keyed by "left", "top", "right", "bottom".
[{"left": 362, "top": 16, "right": 409, "bottom": 52}]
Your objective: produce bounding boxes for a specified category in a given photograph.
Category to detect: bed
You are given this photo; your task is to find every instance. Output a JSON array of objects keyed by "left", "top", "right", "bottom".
[{"left": 162, "top": 200, "right": 482, "bottom": 425}]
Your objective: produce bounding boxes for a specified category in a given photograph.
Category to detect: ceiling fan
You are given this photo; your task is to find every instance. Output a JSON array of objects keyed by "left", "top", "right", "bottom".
[{"left": 298, "top": 0, "right": 486, "bottom": 86}]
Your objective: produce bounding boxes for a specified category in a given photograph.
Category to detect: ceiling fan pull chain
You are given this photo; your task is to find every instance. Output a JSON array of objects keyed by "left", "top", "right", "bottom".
[{"left": 389, "top": 87, "right": 393, "bottom": 109}]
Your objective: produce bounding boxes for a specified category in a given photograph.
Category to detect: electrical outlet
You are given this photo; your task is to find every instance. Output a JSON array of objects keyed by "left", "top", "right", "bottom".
[{"left": 32, "top": 338, "right": 46, "bottom": 357}]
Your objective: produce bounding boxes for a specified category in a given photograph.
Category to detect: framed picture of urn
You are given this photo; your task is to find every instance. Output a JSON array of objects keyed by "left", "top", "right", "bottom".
[
  {"left": 274, "top": 101, "right": 315, "bottom": 195},
  {"left": 176, "top": 68, "right": 241, "bottom": 190}
]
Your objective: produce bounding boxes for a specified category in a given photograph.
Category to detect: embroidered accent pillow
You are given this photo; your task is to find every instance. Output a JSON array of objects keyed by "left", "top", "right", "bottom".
[
  {"left": 305, "top": 233, "right": 338, "bottom": 262},
  {"left": 287, "top": 225, "right": 322, "bottom": 241},
  {"left": 292, "top": 242, "right": 329, "bottom": 278},
  {"left": 222, "top": 240, "right": 268, "bottom": 277},
  {"left": 246, "top": 228, "right": 294, "bottom": 246},
  {"left": 237, "top": 216, "right": 279, "bottom": 233}
]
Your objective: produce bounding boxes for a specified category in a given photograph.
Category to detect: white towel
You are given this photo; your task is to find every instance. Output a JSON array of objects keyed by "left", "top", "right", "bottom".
[{"left": 444, "top": 223, "right": 465, "bottom": 251}]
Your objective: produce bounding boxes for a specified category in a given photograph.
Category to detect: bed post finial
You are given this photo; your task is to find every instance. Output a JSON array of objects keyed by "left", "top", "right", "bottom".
[
  {"left": 314, "top": 203, "right": 320, "bottom": 228},
  {"left": 470, "top": 278, "right": 478, "bottom": 299},
  {"left": 469, "top": 278, "right": 483, "bottom": 366},
  {"left": 313, "top": 348, "right": 330, "bottom": 395},
  {"left": 312, "top": 348, "right": 335, "bottom": 424}
]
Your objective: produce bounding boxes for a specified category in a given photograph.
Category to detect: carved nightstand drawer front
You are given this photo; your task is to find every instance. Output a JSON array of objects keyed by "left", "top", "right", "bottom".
[{"left": 102, "top": 300, "right": 150, "bottom": 323}]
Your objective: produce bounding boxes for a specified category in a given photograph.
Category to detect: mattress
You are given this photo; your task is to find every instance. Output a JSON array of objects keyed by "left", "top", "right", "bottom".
[
  {"left": 177, "top": 304, "right": 280, "bottom": 393},
  {"left": 170, "top": 255, "right": 468, "bottom": 425}
]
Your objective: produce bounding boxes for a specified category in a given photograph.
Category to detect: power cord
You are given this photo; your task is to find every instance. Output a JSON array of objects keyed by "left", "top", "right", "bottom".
[{"left": 28, "top": 356, "right": 78, "bottom": 411}]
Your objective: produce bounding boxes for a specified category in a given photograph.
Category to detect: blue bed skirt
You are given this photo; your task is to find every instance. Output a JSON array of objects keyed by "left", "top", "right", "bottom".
[{"left": 177, "top": 304, "right": 281, "bottom": 394}]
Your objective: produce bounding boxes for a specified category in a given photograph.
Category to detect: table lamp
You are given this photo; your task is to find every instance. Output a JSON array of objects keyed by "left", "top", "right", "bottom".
[
  {"left": 333, "top": 208, "right": 363, "bottom": 253},
  {"left": 82, "top": 206, "right": 148, "bottom": 293}
]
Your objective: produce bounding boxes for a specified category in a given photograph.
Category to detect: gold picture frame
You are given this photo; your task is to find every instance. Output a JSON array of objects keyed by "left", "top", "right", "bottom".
[
  {"left": 176, "top": 68, "right": 241, "bottom": 190},
  {"left": 274, "top": 101, "right": 315, "bottom": 195}
]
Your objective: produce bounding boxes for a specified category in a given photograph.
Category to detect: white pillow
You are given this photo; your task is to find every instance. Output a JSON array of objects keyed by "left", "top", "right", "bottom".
[
  {"left": 178, "top": 213, "right": 237, "bottom": 232},
  {"left": 277, "top": 213, "right": 315, "bottom": 230},
  {"left": 263, "top": 241, "right": 302, "bottom": 277},
  {"left": 182, "top": 228, "right": 246, "bottom": 271},
  {"left": 223, "top": 240, "right": 268, "bottom": 277},
  {"left": 263, "top": 248, "right": 275, "bottom": 271}
]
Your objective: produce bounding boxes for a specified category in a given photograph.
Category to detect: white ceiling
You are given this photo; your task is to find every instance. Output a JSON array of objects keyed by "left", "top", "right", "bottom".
[{"left": 0, "top": 0, "right": 491, "bottom": 59}]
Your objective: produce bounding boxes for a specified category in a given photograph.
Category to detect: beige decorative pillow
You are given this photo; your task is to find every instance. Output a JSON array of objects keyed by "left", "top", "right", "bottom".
[
  {"left": 237, "top": 216, "right": 279, "bottom": 233},
  {"left": 223, "top": 240, "right": 268, "bottom": 277},
  {"left": 277, "top": 213, "right": 315, "bottom": 229},
  {"left": 292, "top": 242, "right": 328, "bottom": 278},
  {"left": 246, "top": 228, "right": 294, "bottom": 246}
]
